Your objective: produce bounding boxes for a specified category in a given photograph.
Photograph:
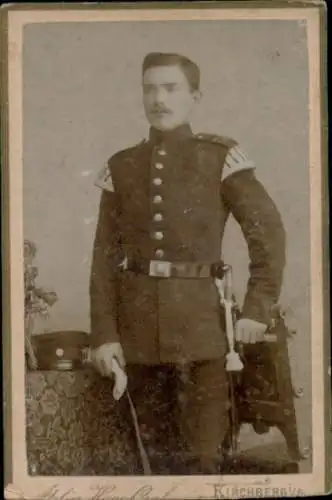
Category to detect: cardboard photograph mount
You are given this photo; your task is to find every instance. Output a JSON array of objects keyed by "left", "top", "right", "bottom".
[{"left": 1, "top": 2, "right": 330, "bottom": 499}]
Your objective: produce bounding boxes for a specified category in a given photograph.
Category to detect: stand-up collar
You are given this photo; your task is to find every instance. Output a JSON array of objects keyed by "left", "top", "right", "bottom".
[{"left": 148, "top": 123, "right": 193, "bottom": 146}]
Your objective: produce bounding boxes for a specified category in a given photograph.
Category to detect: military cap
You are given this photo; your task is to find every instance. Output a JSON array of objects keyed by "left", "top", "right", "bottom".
[
  {"left": 142, "top": 52, "right": 200, "bottom": 91},
  {"left": 32, "top": 330, "right": 91, "bottom": 371}
]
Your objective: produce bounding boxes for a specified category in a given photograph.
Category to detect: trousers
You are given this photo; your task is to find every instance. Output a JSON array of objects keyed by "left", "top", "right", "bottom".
[{"left": 121, "top": 359, "right": 230, "bottom": 474}]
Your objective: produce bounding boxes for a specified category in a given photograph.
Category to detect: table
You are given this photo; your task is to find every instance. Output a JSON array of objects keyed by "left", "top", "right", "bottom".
[{"left": 26, "top": 369, "right": 139, "bottom": 475}]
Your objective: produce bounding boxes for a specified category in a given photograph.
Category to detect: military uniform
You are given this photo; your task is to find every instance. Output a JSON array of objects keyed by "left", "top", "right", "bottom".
[{"left": 89, "top": 124, "right": 286, "bottom": 473}]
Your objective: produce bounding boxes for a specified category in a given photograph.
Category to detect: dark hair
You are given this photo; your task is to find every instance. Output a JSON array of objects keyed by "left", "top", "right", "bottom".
[{"left": 142, "top": 52, "right": 200, "bottom": 91}]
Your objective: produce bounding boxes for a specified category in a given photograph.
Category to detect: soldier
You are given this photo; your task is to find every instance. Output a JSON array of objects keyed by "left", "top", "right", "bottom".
[{"left": 89, "top": 52, "right": 286, "bottom": 475}]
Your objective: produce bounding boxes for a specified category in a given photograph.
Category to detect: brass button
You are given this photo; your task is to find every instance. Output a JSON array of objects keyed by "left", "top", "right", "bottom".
[
  {"left": 155, "top": 249, "right": 164, "bottom": 259},
  {"left": 152, "top": 178, "right": 162, "bottom": 186},
  {"left": 153, "top": 213, "right": 163, "bottom": 222},
  {"left": 56, "top": 348, "right": 64, "bottom": 358},
  {"left": 153, "top": 195, "right": 163, "bottom": 204},
  {"left": 155, "top": 163, "right": 164, "bottom": 170},
  {"left": 153, "top": 232, "right": 164, "bottom": 240},
  {"left": 158, "top": 150, "right": 166, "bottom": 156}
]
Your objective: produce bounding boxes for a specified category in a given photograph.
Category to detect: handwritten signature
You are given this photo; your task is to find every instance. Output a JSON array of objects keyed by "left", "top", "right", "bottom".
[
  {"left": 13, "top": 483, "right": 184, "bottom": 500},
  {"left": 5, "top": 480, "right": 306, "bottom": 500}
]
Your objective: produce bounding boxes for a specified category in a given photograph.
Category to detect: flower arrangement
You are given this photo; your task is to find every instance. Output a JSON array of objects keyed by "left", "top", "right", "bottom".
[{"left": 24, "top": 239, "right": 58, "bottom": 369}]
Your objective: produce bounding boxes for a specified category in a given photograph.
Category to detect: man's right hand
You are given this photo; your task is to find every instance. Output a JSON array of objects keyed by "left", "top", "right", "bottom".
[{"left": 91, "top": 342, "right": 126, "bottom": 377}]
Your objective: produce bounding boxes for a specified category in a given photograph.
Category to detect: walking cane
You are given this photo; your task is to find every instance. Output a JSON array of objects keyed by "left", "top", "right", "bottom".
[
  {"left": 83, "top": 349, "right": 152, "bottom": 475},
  {"left": 111, "top": 358, "right": 152, "bottom": 475}
]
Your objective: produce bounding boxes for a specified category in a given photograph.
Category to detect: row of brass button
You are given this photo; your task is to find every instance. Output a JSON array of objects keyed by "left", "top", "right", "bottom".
[{"left": 152, "top": 149, "right": 166, "bottom": 259}]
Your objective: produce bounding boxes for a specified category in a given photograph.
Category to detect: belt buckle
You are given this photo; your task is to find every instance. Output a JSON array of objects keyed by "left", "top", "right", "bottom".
[{"left": 149, "top": 260, "right": 172, "bottom": 278}]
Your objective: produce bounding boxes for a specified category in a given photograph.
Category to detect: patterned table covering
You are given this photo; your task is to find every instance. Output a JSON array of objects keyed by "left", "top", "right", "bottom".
[{"left": 26, "top": 369, "right": 142, "bottom": 476}]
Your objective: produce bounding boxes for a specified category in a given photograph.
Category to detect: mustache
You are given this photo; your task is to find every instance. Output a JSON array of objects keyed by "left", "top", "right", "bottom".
[{"left": 150, "top": 107, "right": 172, "bottom": 114}]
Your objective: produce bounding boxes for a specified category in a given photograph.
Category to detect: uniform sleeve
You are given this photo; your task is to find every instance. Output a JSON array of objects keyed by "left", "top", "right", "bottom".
[
  {"left": 89, "top": 161, "right": 122, "bottom": 348},
  {"left": 221, "top": 149, "right": 286, "bottom": 326}
]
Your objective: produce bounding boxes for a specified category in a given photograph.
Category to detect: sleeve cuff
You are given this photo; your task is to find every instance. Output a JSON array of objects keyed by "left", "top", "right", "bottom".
[
  {"left": 89, "top": 317, "right": 120, "bottom": 348},
  {"left": 241, "top": 294, "right": 275, "bottom": 327}
]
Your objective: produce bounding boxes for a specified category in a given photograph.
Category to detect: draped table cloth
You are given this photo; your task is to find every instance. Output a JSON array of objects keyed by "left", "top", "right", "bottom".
[
  {"left": 25, "top": 368, "right": 182, "bottom": 476},
  {"left": 26, "top": 369, "right": 141, "bottom": 476}
]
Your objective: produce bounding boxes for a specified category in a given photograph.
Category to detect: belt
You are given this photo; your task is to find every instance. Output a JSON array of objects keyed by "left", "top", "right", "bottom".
[{"left": 121, "top": 257, "right": 228, "bottom": 279}]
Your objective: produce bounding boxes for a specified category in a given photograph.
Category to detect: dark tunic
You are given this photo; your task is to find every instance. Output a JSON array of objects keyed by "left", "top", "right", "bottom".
[{"left": 89, "top": 124, "right": 286, "bottom": 365}]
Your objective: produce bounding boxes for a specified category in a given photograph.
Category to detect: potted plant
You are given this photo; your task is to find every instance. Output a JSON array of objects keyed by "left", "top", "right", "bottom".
[{"left": 24, "top": 239, "right": 58, "bottom": 370}]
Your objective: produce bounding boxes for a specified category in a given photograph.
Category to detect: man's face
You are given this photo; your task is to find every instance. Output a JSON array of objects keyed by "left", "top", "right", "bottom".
[{"left": 142, "top": 65, "right": 201, "bottom": 131}]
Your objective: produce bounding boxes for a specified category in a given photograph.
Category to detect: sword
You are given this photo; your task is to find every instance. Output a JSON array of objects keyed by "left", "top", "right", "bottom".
[
  {"left": 214, "top": 265, "right": 244, "bottom": 372},
  {"left": 214, "top": 265, "right": 243, "bottom": 455}
]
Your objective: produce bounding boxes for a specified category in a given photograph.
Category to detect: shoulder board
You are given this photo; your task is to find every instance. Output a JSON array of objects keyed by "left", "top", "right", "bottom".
[
  {"left": 94, "top": 161, "right": 115, "bottom": 192},
  {"left": 194, "top": 133, "right": 238, "bottom": 149}
]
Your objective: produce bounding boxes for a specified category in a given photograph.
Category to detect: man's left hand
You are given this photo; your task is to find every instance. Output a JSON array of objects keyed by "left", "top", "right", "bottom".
[{"left": 235, "top": 318, "right": 267, "bottom": 344}]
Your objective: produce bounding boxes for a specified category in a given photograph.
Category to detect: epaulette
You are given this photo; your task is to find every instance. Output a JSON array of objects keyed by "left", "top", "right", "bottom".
[
  {"left": 94, "top": 161, "right": 114, "bottom": 192},
  {"left": 194, "top": 133, "right": 238, "bottom": 149}
]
